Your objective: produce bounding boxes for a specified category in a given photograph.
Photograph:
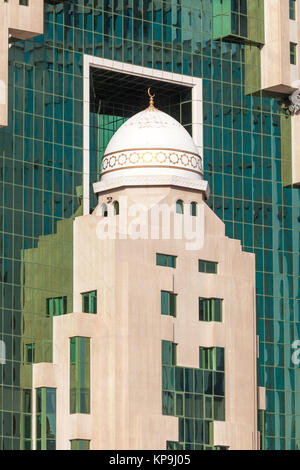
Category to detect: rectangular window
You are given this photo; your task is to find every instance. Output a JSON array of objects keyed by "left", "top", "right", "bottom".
[
  {"left": 161, "top": 291, "right": 176, "bottom": 317},
  {"left": 46, "top": 296, "right": 67, "bottom": 317},
  {"left": 36, "top": 388, "right": 56, "bottom": 450},
  {"left": 162, "top": 340, "right": 177, "bottom": 366},
  {"left": 198, "top": 260, "right": 218, "bottom": 274},
  {"left": 82, "top": 290, "right": 97, "bottom": 314},
  {"left": 156, "top": 253, "right": 176, "bottom": 268},
  {"left": 290, "top": 0, "right": 296, "bottom": 20},
  {"left": 199, "top": 347, "right": 225, "bottom": 371},
  {"left": 199, "top": 298, "right": 222, "bottom": 322},
  {"left": 19, "top": 0, "right": 29, "bottom": 5},
  {"left": 25, "top": 343, "right": 35, "bottom": 364},
  {"left": 70, "top": 337, "right": 90, "bottom": 414},
  {"left": 70, "top": 440, "right": 90, "bottom": 450},
  {"left": 290, "top": 42, "right": 297, "bottom": 64}
]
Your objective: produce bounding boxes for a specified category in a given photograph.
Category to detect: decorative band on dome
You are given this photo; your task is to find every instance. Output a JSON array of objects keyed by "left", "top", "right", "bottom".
[
  {"left": 100, "top": 148, "right": 203, "bottom": 176},
  {"left": 103, "top": 147, "right": 202, "bottom": 159}
]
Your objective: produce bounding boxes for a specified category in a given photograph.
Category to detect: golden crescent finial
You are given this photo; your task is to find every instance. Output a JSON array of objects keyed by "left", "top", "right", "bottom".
[
  {"left": 147, "top": 87, "right": 155, "bottom": 109},
  {"left": 148, "top": 87, "right": 155, "bottom": 99}
]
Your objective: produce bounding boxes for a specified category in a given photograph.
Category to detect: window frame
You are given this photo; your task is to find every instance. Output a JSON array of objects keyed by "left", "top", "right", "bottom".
[
  {"left": 70, "top": 337, "right": 91, "bottom": 415},
  {"left": 156, "top": 253, "right": 177, "bottom": 268},
  {"left": 113, "top": 200, "right": 119, "bottom": 215},
  {"left": 198, "top": 259, "right": 218, "bottom": 274},
  {"left": 290, "top": 0, "right": 296, "bottom": 20},
  {"left": 190, "top": 202, "right": 198, "bottom": 216},
  {"left": 199, "top": 347, "right": 225, "bottom": 372},
  {"left": 81, "top": 290, "right": 97, "bottom": 314},
  {"left": 199, "top": 297, "right": 223, "bottom": 323},
  {"left": 46, "top": 296, "right": 67, "bottom": 317},
  {"left": 100, "top": 203, "right": 108, "bottom": 217},
  {"left": 290, "top": 42, "right": 297, "bottom": 65},
  {"left": 25, "top": 343, "right": 35, "bottom": 364},
  {"left": 161, "top": 290, "right": 177, "bottom": 317},
  {"left": 70, "top": 439, "right": 90, "bottom": 450},
  {"left": 176, "top": 199, "right": 184, "bottom": 214},
  {"left": 36, "top": 387, "right": 56, "bottom": 450}
]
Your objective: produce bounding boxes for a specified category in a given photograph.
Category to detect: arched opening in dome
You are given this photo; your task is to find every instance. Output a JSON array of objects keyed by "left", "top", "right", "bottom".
[
  {"left": 100, "top": 203, "right": 108, "bottom": 217},
  {"left": 176, "top": 200, "right": 184, "bottom": 214},
  {"left": 113, "top": 201, "right": 119, "bottom": 216},
  {"left": 190, "top": 202, "right": 198, "bottom": 216}
]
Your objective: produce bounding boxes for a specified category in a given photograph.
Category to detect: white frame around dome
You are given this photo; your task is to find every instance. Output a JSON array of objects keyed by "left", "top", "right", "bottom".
[{"left": 83, "top": 55, "right": 203, "bottom": 215}]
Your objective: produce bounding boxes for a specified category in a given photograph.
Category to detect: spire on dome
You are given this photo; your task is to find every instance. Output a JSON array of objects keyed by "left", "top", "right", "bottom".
[{"left": 147, "top": 88, "right": 156, "bottom": 110}]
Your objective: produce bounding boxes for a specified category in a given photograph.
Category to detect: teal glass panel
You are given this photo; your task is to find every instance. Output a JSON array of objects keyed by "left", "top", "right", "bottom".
[{"left": 161, "top": 291, "right": 176, "bottom": 317}]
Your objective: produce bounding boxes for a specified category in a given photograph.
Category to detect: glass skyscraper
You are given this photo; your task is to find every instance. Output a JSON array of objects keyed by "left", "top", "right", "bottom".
[{"left": 0, "top": 0, "right": 299, "bottom": 450}]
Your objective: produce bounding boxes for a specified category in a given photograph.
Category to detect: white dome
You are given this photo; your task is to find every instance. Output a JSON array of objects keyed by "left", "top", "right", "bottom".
[{"left": 100, "top": 106, "right": 203, "bottom": 181}]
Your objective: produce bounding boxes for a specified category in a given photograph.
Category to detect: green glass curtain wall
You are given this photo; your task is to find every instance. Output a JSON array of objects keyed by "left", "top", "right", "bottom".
[
  {"left": 0, "top": 0, "right": 298, "bottom": 451},
  {"left": 162, "top": 341, "right": 225, "bottom": 450},
  {"left": 213, "top": 0, "right": 264, "bottom": 45}
]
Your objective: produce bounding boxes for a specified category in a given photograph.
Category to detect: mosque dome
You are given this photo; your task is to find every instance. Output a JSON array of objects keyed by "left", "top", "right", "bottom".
[{"left": 100, "top": 91, "right": 203, "bottom": 182}]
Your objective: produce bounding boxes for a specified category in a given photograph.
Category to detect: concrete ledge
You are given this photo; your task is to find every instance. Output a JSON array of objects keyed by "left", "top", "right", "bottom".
[
  {"left": 214, "top": 421, "right": 256, "bottom": 450},
  {"left": 93, "top": 175, "right": 210, "bottom": 200},
  {"left": 32, "top": 362, "right": 58, "bottom": 389}
]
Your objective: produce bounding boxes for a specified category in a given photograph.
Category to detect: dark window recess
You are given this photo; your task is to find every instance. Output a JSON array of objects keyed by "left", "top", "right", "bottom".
[
  {"left": 46, "top": 296, "right": 67, "bottom": 317},
  {"left": 199, "top": 298, "right": 222, "bottom": 322},
  {"left": 176, "top": 200, "right": 184, "bottom": 214},
  {"left": 190, "top": 202, "right": 198, "bottom": 216},
  {"left": 82, "top": 290, "right": 97, "bottom": 314},
  {"left": 25, "top": 343, "right": 35, "bottom": 364},
  {"left": 198, "top": 260, "right": 218, "bottom": 274},
  {"left": 156, "top": 253, "right": 176, "bottom": 268}
]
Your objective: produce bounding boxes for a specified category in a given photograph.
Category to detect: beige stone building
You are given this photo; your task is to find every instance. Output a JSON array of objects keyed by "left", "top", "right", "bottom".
[
  {"left": 260, "top": 0, "right": 300, "bottom": 187},
  {"left": 213, "top": 0, "right": 300, "bottom": 187},
  {"left": 23, "top": 98, "right": 263, "bottom": 450},
  {"left": 0, "top": 0, "right": 43, "bottom": 127}
]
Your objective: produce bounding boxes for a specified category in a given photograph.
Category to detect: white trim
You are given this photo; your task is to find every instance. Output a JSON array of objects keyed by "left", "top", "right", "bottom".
[
  {"left": 83, "top": 55, "right": 203, "bottom": 215},
  {"left": 93, "top": 175, "right": 209, "bottom": 199}
]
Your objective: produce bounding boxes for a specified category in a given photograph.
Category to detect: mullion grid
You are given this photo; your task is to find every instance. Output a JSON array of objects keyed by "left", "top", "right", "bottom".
[{"left": 162, "top": 341, "right": 225, "bottom": 450}]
